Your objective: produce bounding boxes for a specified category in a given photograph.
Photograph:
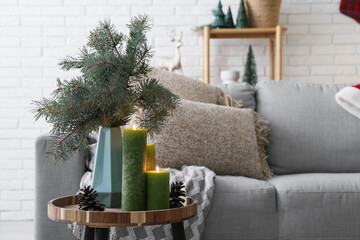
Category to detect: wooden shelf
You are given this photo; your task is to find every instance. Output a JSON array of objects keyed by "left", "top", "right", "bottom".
[
  {"left": 199, "top": 27, "right": 287, "bottom": 39},
  {"left": 199, "top": 26, "right": 287, "bottom": 83}
]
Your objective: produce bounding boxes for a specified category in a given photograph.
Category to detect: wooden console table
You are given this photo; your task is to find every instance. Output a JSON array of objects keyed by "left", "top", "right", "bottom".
[{"left": 199, "top": 26, "right": 287, "bottom": 83}]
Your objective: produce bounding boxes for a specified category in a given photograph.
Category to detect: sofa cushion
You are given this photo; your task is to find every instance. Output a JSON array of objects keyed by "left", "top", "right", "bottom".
[
  {"left": 256, "top": 80, "right": 360, "bottom": 174},
  {"left": 213, "top": 82, "right": 256, "bottom": 110},
  {"left": 268, "top": 173, "right": 360, "bottom": 240},
  {"left": 205, "top": 176, "right": 277, "bottom": 240},
  {"left": 147, "top": 68, "right": 223, "bottom": 104},
  {"left": 150, "top": 100, "right": 272, "bottom": 179}
]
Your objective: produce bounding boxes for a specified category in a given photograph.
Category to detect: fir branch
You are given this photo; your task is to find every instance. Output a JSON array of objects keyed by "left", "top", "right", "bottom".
[
  {"left": 53, "top": 117, "right": 92, "bottom": 161},
  {"left": 93, "top": 33, "right": 105, "bottom": 52},
  {"left": 85, "top": 61, "right": 116, "bottom": 69},
  {"left": 59, "top": 56, "right": 83, "bottom": 71},
  {"left": 47, "top": 102, "right": 92, "bottom": 114},
  {"left": 104, "top": 24, "right": 121, "bottom": 57},
  {"left": 136, "top": 48, "right": 150, "bottom": 65}
]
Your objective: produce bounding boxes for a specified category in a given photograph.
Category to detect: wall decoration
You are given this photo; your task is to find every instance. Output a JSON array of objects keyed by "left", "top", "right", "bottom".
[
  {"left": 340, "top": 0, "right": 360, "bottom": 23},
  {"left": 236, "top": 0, "right": 248, "bottom": 28},
  {"left": 243, "top": 45, "right": 258, "bottom": 86},
  {"left": 156, "top": 29, "right": 183, "bottom": 74}
]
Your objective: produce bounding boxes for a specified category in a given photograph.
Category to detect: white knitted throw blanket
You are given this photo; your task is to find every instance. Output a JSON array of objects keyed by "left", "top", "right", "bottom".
[{"left": 69, "top": 165, "right": 215, "bottom": 240}]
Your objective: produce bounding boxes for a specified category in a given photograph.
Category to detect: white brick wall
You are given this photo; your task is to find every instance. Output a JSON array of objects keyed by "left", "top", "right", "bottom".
[{"left": 0, "top": 0, "right": 359, "bottom": 221}]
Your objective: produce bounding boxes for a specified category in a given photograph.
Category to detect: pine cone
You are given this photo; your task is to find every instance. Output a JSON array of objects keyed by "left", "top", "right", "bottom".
[
  {"left": 169, "top": 181, "right": 186, "bottom": 208},
  {"left": 76, "top": 186, "right": 105, "bottom": 211}
]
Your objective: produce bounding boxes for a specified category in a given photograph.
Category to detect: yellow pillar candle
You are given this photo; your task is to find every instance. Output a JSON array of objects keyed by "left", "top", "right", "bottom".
[
  {"left": 146, "top": 166, "right": 170, "bottom": 210},
  {"left": 146, "top": 144, "right": 156, "bottom": 171}
]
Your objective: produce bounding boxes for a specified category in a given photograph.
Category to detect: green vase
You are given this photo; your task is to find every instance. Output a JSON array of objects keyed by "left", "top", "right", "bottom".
[{"left": 91, "top": 127, "right": 123, "bottom": 208}]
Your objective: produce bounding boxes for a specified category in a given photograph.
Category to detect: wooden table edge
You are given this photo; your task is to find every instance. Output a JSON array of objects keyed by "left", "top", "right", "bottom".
[{"left": 48, "top": 195, "right": 198, "bottom": 227}]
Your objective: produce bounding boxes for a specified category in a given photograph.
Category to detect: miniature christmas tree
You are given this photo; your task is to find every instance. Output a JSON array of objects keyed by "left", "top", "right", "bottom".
[
  {"left": 236, "top": 0, "right": 248, "bottom": 28},
  {"left": 225, "top": 6, "right": 235, "bottom": 28},
  {"left": 243, "top": 45, "right": 257, "bottom": 86},
  {"left": 213, "top": 0, "right": 226, "bottom": 28},
  {"left": 33, "top": 16, "right": 179, "bottom": 163}
]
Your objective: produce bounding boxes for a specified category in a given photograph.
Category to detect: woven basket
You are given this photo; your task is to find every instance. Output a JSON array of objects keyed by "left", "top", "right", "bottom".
[{"left": 246, "top": 0, "right": 282, "bottom": 28}]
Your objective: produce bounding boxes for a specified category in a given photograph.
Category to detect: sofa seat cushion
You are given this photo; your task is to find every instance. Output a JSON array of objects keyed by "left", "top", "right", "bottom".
[
  {"left": 256, "top": 80, "right": 360, "bottom": 175},
  {"left": 268, "top": 173, "right": 360, "bottom": 240},
  {"left": 204, "top": 176, "right": 277, "bottom": 240}
]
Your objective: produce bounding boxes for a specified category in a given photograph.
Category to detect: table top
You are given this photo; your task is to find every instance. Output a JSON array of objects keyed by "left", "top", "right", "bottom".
[{"left": 48, "top": 195, "right": 198, "bottom": 227}]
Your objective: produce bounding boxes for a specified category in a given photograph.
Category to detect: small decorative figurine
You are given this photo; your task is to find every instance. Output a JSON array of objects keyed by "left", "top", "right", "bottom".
[
  {"left": 213, "top": 0, "right": 226, "bottom": 28},
  {"left": 225, "top": 6, "right": 235, "bottom": 28},
  {"left": 156, "top": 29, "right": 183, "bottom": 74},
  {"left": 243, "top": 45, "right": 258, "bottom": 86},
  {"left": 236, "top": 0, "right": 248, "bottom": 28}
]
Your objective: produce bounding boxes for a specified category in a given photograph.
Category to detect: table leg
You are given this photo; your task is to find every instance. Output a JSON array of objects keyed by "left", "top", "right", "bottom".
[
  {"left": 84, "top": 226, "right": 94, "bottom": 240},
  {"left": 84, "top": 226, "right": 109, "bottom": 240},
  {"left": 95, "top": 227, "right": 109, "bottom": 240},
  {"left": 171, "top": 221, "right": 186, "bottom": 240}
]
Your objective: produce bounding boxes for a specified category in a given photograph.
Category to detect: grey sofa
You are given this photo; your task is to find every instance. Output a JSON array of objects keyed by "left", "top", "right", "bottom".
[{"left": 35, "top": 80, "right": 360, "bottom": 240}]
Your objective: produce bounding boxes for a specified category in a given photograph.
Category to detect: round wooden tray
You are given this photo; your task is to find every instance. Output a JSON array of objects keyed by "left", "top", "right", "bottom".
[{"left": 48, "top": 196, "right": 198, "bottom": 227}]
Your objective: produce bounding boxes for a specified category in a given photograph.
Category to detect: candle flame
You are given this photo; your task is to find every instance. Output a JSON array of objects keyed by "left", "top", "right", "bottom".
[
  {"left": 156, "top": 166, "right": 160, "bottom": 173},
  {"left": 132, "top": 123, "right": 137, "bottom": 130}
]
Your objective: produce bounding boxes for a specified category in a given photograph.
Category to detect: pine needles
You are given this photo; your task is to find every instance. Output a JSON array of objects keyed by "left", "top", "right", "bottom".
[{"left": 33, "top": 15, "right": 179, "bottom": 163}]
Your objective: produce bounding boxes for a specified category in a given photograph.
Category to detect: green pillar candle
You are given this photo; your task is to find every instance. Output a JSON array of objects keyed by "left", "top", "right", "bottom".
[
  {"left": 146, "top": 166, "right": 170, "bottom": 210},
  {"left": 146, "top": 144, "right": 156, "bottom": 171},
  {"left": 122, "top": 125, "right": 147, "bottom": 211}
]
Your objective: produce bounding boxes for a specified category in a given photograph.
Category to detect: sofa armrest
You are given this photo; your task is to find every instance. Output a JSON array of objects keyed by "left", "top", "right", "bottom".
[{"left": 35, "top": 134, "right": 86, "bottom": 240}]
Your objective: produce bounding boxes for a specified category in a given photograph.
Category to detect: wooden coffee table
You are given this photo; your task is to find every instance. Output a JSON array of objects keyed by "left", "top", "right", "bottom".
[{"left": 48, "top": 195, "right": 198, "bottom": 240}]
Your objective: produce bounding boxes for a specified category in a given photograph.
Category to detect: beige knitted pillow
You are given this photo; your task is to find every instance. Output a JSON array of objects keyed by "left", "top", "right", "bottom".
[
  {"left": 147, "top": 68, "right": 224, "bottom": 104},
  {"left": 150, "top": 100, "right": 272, "bottom": 180}
]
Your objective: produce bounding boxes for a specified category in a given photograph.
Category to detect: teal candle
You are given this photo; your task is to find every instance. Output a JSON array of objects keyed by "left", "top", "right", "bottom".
[
  {"left": 122, "top": 124, "right": 147, "bottom": 211},
  {"left": 146, "top": 166, "right": 170, "bottom": 210},
  {"left": 146, "top": 144, "right": 156, "bottom": 171}
]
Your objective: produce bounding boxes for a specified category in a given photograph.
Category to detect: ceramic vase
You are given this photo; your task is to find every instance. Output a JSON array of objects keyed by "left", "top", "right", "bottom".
[
  {"left": 91, "top": 127, "right": 123, "bottom": 208},
  {"left": 220, "top": 70, "right": 240, "bottom": 84}
]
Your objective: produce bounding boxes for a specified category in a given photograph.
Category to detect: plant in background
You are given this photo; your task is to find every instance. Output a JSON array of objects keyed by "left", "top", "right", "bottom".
[
  {"left": 243, "top": 45, "right": 258, "bottom": 86},
  {"left": 33, "top": 16, "right": 179, "bottom": 163}
]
